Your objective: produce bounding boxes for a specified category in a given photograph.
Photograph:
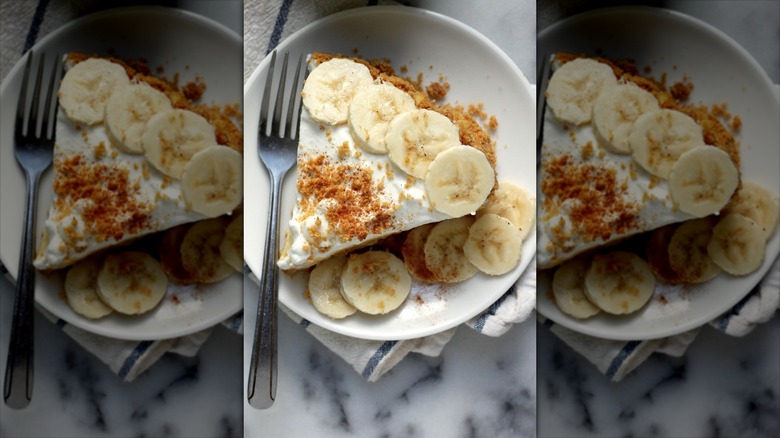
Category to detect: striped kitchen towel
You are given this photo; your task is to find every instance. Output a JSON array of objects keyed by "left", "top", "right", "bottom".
[
  {"left": 540, "top": 255, "right": 779, "bottom": 382},
  {"left": 0, "top": 265, "right": 243, "bottom": 382},
  {"left": 273, "top": 259, "right": 535, "bottom": 382}
]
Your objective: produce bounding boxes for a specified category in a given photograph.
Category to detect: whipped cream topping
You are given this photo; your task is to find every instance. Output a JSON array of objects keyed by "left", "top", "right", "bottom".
[
  {"left": 34, "top": 61, "right": 205, "bottom": 270},
  {"left": 537, "top": 107, "right": 695, "bottom": 269},
  {"left": 277, "top": 105, "right": 452, "bottom": 271}
]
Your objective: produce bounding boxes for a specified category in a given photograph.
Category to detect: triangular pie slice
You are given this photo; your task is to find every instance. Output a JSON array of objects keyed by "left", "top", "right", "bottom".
[
  {"left": 537, "top": 52, "right": 741, "bottom": 270},
  {"left": 34, "top": 53, "right": 242, "bottom": 271},
  {"left": 277, "top": 52, "right": 498, "bottom": 271}
]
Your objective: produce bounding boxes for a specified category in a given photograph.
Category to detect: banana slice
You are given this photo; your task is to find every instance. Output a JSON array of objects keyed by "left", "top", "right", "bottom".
[
  {"left": 386, "top": 108, "right": 461, "bottom": 178},
  {"left": 401, "top": 224, "right": 439, "bottom": 283},
  {"left": 159, "top": 224, "right": 197, "bottom": 284},
  {"left": 667, "top": 217, "right": 721, "bottom": 283},
  {"left": 592, "top": 83, "right": 660, "bottom": 154},
  {"left": 64, "top": 256, "right": 113, "bottom": 319},
  {"left": 584, "top": 251, "right": 655, "bottom": 315},
  {"left": 96, "top": 251, "right": 168, "bottom": 315},
  {"left": 464, "top": 214, "right": 523, "bottom": 276},
  {"left": 308, "top": 255, "right": 356, "bottom": 319},
  {"left": 181, "top": 145, "right": 243, "bottom": 218},
  {"left": 59, "top": 57, "right": 130, "bottom": 125},
  {"left": 220, "top": 214, "right": 243, "bottom": 273},
  {"left": 180, "top": 218, "right": 234, "bottom": 284},
  {"left": 708, "top": 214, "right": 766, "bottom": 276},
  {"left": 645, "top": 224, "right": 684, "bottom": 284},
  {"left": 545, "top": 57, "right": 618, "bottom": 125},
  {"left": 630, "top": 109, "right": 705, "bottom": 179},
  {"left": 476, "top": 181, "right": 536, "bottom": 241},
  {"left": 723, "top": 182, "right": 780, "bottom": 240},
  {"left": 668, "top": 145, "right": 739, "bottom": 217},
  {"left": 142, "top": 109, "right": 217, "bottom": 179},
  {"left": 340, "top": 251, "right": 411, "bottom": 315},
  {"left": 301, "top": 58, "right": 374, "bottom": 125},
  {"left": 425, "top": 145, "right": 495, "bottom": 217},
  {"left": 104, "top": 82, "right": 173, "bottom": 154},
  {"left": 423, "top": 216, "right": 478, "bottom": 283},
  {"left": 552, "top": 256, "right": 600, "bottom": 319},
  {"left": 348, "top": 82, "right": 416, "bottom": 154}
]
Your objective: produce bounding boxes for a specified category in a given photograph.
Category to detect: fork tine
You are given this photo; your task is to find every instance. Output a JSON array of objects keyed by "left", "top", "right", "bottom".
[
  {"left": 272, "top": 52, "right": 290, "bottom": 137},
  {"left": 41, "top": 54, "right": 62, "bottom": 141},
  {"left": 286, "top": 54, "right": 304, "bottom": 141},
  {"left": 259, "top": 50, "right": 277, "bottom": 137},
  {"left": 15, "top": 51, "right": 33, "bottom": 138},
  {"left": 28, "top": 53, "right": 47, "bottom": 138}
]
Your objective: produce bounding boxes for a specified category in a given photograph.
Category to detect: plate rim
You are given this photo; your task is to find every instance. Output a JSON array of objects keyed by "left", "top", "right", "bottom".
[
  {"left": 0, "top": 5, "right": 243, "bottom": 341},
  {"left": 535, "top": 5, "right": 780, "bottom": 340},
  {"left": 244, "top": 5, "right": 537, "bottom": 340}
]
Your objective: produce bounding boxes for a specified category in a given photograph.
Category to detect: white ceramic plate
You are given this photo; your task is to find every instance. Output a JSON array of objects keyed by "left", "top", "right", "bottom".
[
  {"left": 0, "top": 7, "right": 243, "bottom": 341},
  {"left": 244, "top": 6, "right": 536, "bottom": 341},
  {"left": 536, "top": 7, "right": 780, "bottom": 340}
]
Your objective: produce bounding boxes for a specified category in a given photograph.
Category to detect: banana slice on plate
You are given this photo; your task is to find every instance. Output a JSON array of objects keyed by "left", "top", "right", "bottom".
[
  {"left": 423, "top": 216, "right": 478, "bottom": 283},
  {"left": 340, "top": 251, "right": 411, "bottom": 315},
  {"left": 645, "top": 224, "right": 684, "bottom": 284},
  {"left": 708, "top": 214, "right": 766, "bottom": 276},
  {"left": 667, "top": 217, "right": 721, "bottom": 283},
  {"left": 630, "top": 109, "right": 705, "bottom": 179},
  {"left": 181, "top": 145, "right": 243, "bottom": 218},
  {"left": 386, "top": 108, "right": 461, "bottom": 178},
  {"left": 104, "top": 82, "right": 173, "bottom": 154},
  {"left": 723, "top": 181, "right": 780, "bottom": 240},
  {"left": 584, "top": 251, "right": 655, "bottom": 315},
  {"left": 142, "top": 109, "right": 217, "bottom": 179},
  {"left": 668, "top": 145, "right": 739, "bottom": 217},
  {"left": 59, "top": 57, "right": 130, "bottom": 125},
  {"left": 401, "top": 224, "right": 439, "bottom": 284},
  {"left": 301, "top": 58, "right": 373, "bottom": 125},
  {"left": 592, "top": 83, "right": 660, "bottom": 154},
  {"left": 545, "top": 57, "right": 618, "bottom": 126},
  {"left": 476, "top": 181, "right": 536, "bottom": 241},
  {"left": 64, "top": 256, "right": 113, "bottom": 319},
  {"left": 464, "top": 214, "right": 523, "bottom": 276},
  {"left": 180, "top": 217, "right": 234, "bottom": 284},
  {"left": 219, "top": 213, "right": 244, "bottom": 273},
  {"left": 308, "top": 255, "right": 356, "bottom": 319},
  {"left": 425, "top": 145, "right": 495, "bottom": 217},
  {"left": 348, "top": 82, "right": 416, "bottom": 154},
  {"left": 96, "top": 251, "right": 168, "bottom": 315},
  {"left": 552, "top": 256, "right": 600, "bottom": 319},
  {"left": 159, "top": 224, "right": 197, "bottom": 284}
]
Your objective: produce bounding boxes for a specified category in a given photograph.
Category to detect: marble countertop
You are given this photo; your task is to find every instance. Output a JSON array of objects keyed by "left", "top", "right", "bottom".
[{"left": 1, "top": 1, "right": 777, "bottom": 437}]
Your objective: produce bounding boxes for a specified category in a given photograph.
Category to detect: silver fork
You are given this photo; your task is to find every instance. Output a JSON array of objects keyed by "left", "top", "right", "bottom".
[
  {"left": 247, "top": 50, "right": 304, "bottom": 409},
  {"left": 4, "top": 51, "right": 60, "bottom": 409}
]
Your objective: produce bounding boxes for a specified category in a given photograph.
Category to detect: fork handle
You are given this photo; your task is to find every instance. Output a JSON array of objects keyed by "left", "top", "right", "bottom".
[
  {"left": 247, "top": 172, "right": 284, "bottom": 409},
  {"left": 4, "top": 171, "right": 39, "bottom": 409}
]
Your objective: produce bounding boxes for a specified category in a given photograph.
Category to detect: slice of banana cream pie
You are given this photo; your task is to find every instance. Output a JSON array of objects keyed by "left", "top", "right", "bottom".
[
  {"left": 33, "top": 53, "right": 243, "bottom": 318},
  {"left": 279, "top": 53, "right": 536, "bottom": 319}
]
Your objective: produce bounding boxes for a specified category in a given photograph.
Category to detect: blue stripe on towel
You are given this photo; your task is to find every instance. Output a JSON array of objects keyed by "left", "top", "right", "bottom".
[
  {"left": 118, "top": 341, "right": 153, "bottom": 380},
  {"left": 24, "top": 0, "right": 50, "bottom": 53},
  {"left": 55, "top": 318, "right": 67, "bottom": 328},
  {"left": 473, "top": 288, "right": 513, "bottom": 332},
  {"left": 267, "top": 0, "right": 294, "bottom": 53},
  {"left": 715, "top": 285, "right": 759, "bottom": 332},
  {"left": 606, "top": 340, "right": 641, "bottom": 379},
  {"left": 299, "top": 318, "right": 310, "bottom": 328},
  {"left": 361, "top": 340, "right": 396, "bottom": 379}
]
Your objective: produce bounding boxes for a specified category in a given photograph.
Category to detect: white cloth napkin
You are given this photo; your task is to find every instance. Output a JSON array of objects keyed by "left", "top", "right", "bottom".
[
  {"left": 247, "top": 0, "right": 537, "bottom": 382},
  {"left": 0, "top": 1, "right": 242, "bottom": 382},
  {"left": 540, "top": 256, "right": 779, "bottom": 382}
]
